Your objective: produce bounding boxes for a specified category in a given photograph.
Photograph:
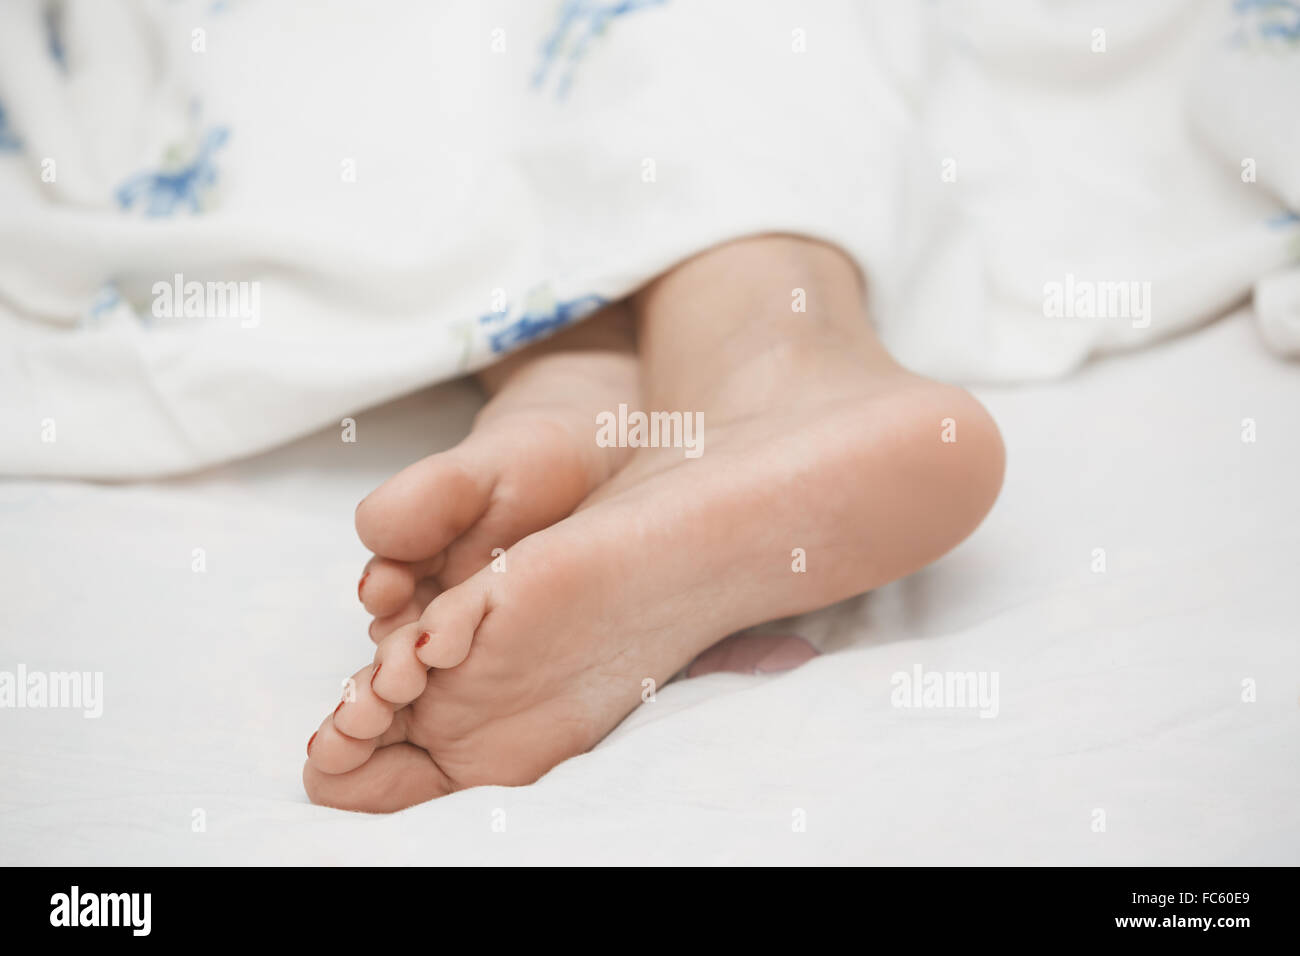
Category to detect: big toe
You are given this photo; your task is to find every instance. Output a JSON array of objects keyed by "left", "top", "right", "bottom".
[
  {"left": 359, "top": 556, "right": 444, "bottom": 618},
  {"left": 303, "top": 742, "right": 454, "bottom": 813},
  {"left": 355, "top": 450, "right": 494, "bottom": 563}
]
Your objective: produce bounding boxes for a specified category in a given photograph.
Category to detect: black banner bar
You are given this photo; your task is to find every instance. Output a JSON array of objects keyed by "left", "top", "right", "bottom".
[{"left": 1, "top": 865, "right": 1288, "bottom": 943}]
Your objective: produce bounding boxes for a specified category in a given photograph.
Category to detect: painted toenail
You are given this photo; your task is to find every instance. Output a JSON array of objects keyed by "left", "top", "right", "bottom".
[
  {"left": 415, "top": 632, "right": 430, "bottom": 649},
  {"left": 357, "top": 572, "right": 369, "bottom": 601},
  {"left": 307, "top": 732, "right": 318, "bottom": 756},
  {"left": 370, "top": 663, "right": 382, "bottom": 687}
]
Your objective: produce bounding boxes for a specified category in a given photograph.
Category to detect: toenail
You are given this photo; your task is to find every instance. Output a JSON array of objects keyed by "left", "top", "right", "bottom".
[
  {"left": 415, "top": 631, "right": 430, "bottom": 649},
  {"left": 357, "top": 572, "right": 369, "bottom": 601},
  {"left": 370, "top": 663, "right": 382, "bottom": 687},
  {"left": 307, "top": 731, "right": 318, "bottom": 756}
]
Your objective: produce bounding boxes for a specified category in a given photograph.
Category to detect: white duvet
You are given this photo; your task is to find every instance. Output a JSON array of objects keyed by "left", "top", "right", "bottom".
[{"left": 0, "top": 0, "right": 1298, "bottom": 478}]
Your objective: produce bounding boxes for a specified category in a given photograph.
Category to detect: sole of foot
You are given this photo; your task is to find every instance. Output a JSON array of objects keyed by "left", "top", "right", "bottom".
[
  {"left": 355, "top": 347, "right": 639, "bottom": 641},
  {"left": 306, "top": 368, "right": 1004, "bottom": 811}
]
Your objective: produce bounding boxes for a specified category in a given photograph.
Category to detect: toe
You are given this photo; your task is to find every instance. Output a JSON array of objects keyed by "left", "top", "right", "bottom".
[
  {"left": 415, "top": 578, "right": 493, "bottom": 669},
  {"left": 355, "top": 451, "right": 495, "bottom": 562},
  {"left": 307, "top": 661, "right": 418, "bottom": 776},
  {"left": 332, "top": 665, "right": 398, "bottom": 739},
  {"left": 303, "top": 742, "right": 454, "bottom": 812},
  {"left": 366, "top": 578, "right": 442, "bottom": 640},
  {"left": 371, "top": 623, "right": 434, "bottom": 703},
  {"left": 305, "top": 713, "right": 378, "bottom": 775},
  {"left": 359, "top": 555, "right": 444, "bottom": 616}
]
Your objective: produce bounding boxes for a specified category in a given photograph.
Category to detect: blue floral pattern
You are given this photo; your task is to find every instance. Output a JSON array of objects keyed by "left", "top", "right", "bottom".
[
  {"left": 115, "top": 126, "right": 230, "bottom": 215},
  {"left": 533, "top": 0, "right": 666, "bottom": 98},
  {"left": 45, "top": 2, "right": 67, "bottom": 71},
  {"left": 1230, "top": 0, "right": 1300, "bottom": 46},
  {"left": 0, "top": 101, "right": 21, "bottom": 152},
  {"left": 478, "top": 290, "right": 607, "bottom": 353}
]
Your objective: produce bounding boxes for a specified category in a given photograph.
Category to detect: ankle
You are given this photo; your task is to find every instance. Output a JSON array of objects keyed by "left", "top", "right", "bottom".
[{"left": 633, "top": 234, "right": 892, "bottom": 408}]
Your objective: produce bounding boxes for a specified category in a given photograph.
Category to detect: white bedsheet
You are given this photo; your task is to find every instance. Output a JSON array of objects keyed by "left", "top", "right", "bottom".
[{"left": 1, "top": 309, "right": 1297, "bottom": 865}]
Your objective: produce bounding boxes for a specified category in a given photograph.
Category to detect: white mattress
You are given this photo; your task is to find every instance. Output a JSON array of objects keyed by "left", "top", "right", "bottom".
[{"left": 1, "top": 309, "right": 1297, "bottom": 865}]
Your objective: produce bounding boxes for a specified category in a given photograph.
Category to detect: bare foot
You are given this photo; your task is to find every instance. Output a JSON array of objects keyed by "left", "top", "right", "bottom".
[
  {"left": 685, "top": 632, "right": 820, "bottom": 678},
  {"left": 305, "top": 239, "right": 1005, "bottom": 811},
  {"left": 355, "top": 304, "right": 638, "bottom": 640}
]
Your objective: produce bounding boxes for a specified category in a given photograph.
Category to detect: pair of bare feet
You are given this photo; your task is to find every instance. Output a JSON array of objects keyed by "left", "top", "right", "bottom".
[{"left": 303, "top": 236, "right": 1005, "bottom": 812}]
